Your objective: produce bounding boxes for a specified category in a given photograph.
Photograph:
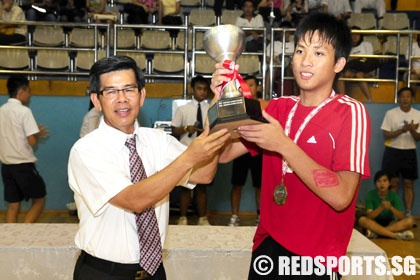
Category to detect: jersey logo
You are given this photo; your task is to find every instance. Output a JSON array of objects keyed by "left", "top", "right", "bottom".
[{"left": 307, "top": 136, "right": 317, "bottom": 144}]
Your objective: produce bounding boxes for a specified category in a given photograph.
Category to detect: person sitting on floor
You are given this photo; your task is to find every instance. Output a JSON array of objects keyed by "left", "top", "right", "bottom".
[{"left": 358, "top": 170, "right": 415, "bottom": 240}]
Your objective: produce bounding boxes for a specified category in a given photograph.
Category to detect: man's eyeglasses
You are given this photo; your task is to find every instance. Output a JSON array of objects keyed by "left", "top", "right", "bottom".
[{"left": 99, "top": 86, "right": 139, "bottom": 99}]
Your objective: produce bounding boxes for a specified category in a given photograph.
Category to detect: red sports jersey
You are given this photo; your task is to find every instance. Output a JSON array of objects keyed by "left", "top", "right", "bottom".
[{"left": 247, "top": 93, "right": 371, "bottom": 264}]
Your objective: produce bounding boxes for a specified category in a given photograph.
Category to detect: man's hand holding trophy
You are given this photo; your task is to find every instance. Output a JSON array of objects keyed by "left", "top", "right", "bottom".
[{"left": 204, "top": 24, "right": 266, "bottom": 138}]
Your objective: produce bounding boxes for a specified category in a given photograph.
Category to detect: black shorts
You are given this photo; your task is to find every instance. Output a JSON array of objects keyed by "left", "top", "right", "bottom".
[
  {"left": 381, "top": 147, "right": 418, "bottom": 180},
  {"left": 1, "top": 163, "right": 47, "bottom": 203},
  {"left": 231, "top": 153, "right": 262, "bottom": 188},
  {"left": 375, "top": 218, "right": 393, "bottom": 227}
]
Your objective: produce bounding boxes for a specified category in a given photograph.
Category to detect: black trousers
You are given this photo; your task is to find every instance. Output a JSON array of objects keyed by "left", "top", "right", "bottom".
[{"left": 73, "top": 251, "right": 166, "bottom": 280}]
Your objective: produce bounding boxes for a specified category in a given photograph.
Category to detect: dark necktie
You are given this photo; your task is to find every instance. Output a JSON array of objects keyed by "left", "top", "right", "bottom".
[
  {"left": 196, "top": 103, "right": 203, "bottom": 136},
  {"left": 125, "top": 136, "right": 162, "bottom": 276}
]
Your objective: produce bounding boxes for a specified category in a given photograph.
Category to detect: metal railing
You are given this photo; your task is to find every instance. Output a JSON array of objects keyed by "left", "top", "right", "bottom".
[
  {"left": 1, "top": 19, "right": 419, "bottom": 101},
  {"left": 269, "top": 28, "right": 420, "bottom": 102}
]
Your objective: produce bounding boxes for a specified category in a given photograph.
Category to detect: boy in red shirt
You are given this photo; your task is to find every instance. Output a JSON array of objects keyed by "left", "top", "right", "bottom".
[{"left": 212, "top": 12, "right": 371, "bottom": 278}]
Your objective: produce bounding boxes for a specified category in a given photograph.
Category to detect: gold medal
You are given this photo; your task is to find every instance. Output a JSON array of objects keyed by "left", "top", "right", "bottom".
[{"left": 273, "top": 183, "right": 287, "bottom": 205}]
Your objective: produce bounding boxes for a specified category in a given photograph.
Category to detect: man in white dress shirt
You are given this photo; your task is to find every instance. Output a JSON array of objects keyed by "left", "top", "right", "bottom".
[{"left": 68, "top": 56, "right": 230, "bottom": 280}]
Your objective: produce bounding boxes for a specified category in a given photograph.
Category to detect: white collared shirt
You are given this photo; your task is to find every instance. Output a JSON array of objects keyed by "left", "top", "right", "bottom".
[
  {"left": 235, "top": 14, "right": 264, "bottom": 28},
  {"left": 68, "top": 120, "right": 187, "bottom": 263},
  {"left": 171, "top": 99, "right": 209, "bottom": 146},
  {"left": 0, "top": 98, "right": 39, "bottom": 164}
]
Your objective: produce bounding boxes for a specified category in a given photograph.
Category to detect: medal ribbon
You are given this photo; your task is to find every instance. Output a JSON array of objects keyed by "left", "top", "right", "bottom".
[
  {"left": 281, "top": 91, "right": 337, "bottom": 177},
  {"left": 221, "top": 60, "right": 252, "bottom": 99}
]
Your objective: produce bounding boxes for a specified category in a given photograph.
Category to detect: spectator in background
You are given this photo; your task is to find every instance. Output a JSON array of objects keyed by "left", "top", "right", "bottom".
[
  {"left": 256, "top": 0, "right": 283, "bottom": 26},
  {"left": 235, "top": 0, "right": 265, "bottom": 52},
  {"left": 308, "top": 0, "right": 321, "bottom": 13},
  {"left": 26, "top": 0, "right": 58, "bottom": 21},
  {"left": 124, "top": 0, "right": 156, "bottom": 24},
  {"left": 0, "top": 75, "right": 49, "bottom": 223},
  {"left": 321, "top": 0, "right": 351, "bottom": 21},
  {"left": 358, "top": 170, "right": 414, "bottom": 240},
  {"left": 158, "top": 0, "right": 182, "bottom": 39},
  {"left": 0, "top": 0, "right": 27, "bottom": 45},
  {"left": 171, "top": 76, "right": 212, "bottom": 226},
  {"left": 336, "top": 26, "right": 375, "bottom": 102},
  {"left": 58, "top": 0, "right": 85, "bottom": 22},
  {"left": 406, "top": 35, "right": 420, "bottom": 93},
  {"left": 86, "top": 0, "right": 116, "bottom": 23},
  {"left": 283, "top": 0, "right": 308, "bottom": 27},
  {"left": 79, "top": 100, "right": 102, "bottom": 138},
  {"left": 381, "top": 87, "right": 420, "bottom": 219},
  {"left": 228, "top": 75, "right": 266, "bottom": 227},
  {"left": 353, "top": 0, "right": 386, "bottom": 27}
]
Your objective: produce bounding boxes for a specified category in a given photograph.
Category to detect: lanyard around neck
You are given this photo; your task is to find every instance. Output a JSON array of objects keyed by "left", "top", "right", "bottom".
[{"left": 282, "top": 91, "right": 336, "bottom": 176}]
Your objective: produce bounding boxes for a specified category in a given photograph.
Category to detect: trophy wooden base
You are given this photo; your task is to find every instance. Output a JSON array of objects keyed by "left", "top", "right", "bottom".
[
  {"left": 210, "top": 118, "right": 265, "bottom": 138},
  {"left": 208, "top": 97, "right": 266, "bottom": 138}
]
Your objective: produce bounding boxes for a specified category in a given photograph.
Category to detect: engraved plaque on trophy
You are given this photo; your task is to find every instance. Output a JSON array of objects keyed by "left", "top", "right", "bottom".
[{"left": 203, "top": 24, "right": 266, "bottom": 138}]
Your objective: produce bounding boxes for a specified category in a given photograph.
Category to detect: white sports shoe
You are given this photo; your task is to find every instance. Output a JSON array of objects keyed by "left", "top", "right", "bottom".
[
  {"left": 177, "top": 216, "right": 188, "bottom": 225},
  {"left": 197, "top": 216, "right": 211, "bottom": 226},
  {"left": 228, "top": 215, "right": 240, "bottom": 226},
  {"left": 397, "top": 230, "right": 414, "bottom": 241},
  {"left": 365, "top": 229, "right": 378, "bottom": 239}
]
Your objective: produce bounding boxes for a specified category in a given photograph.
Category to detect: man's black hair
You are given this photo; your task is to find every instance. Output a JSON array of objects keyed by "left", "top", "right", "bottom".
[
  {"left": 397, "top": 86, "right": 415, "bottom": 98},
  {"left": 89, "top": 55, "right": 145, "bottom": 94}
]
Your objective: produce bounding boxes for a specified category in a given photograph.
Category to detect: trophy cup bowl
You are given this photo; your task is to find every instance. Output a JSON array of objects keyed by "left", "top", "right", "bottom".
[{"left": 203, "top": 24, "right": 266, "bottom": 138}]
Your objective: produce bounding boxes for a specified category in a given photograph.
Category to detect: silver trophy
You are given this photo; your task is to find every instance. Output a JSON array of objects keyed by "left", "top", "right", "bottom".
[{"left": 203, "top": 24, "right": 265, "bottom": 138}]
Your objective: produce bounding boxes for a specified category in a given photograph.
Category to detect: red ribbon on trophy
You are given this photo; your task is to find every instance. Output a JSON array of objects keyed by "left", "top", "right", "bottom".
[{"left": 221, "top": 60, "right": 253, "bottom": 99}]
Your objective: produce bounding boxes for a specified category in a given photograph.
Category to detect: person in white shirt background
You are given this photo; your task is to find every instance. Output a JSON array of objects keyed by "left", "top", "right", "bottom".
[
  {"left": 171, "top": 75, "right": 212, "bottom": 226},
  {"left": 0, "top": 75, "right": 49, "bottom": 223},
  {"left": 235, "top": 0, "right": 265, "bottom": 52}
]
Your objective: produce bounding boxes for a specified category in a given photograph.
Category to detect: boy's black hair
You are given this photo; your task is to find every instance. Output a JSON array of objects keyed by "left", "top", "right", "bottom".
[
  {"left": 6, "top": 74, "right": 29, "bottom": 98},
  {"left": 244, "top": 75, "right": 259, "bottom": 85},
  {"left": 191, "top": 75, "right": 210, "bottom": 88},
  {"left": 294, "top": 12, "right": 352, "bottom": 62},
  {"left": 374, "top": 170, "right": 390, "bottom": 183}
]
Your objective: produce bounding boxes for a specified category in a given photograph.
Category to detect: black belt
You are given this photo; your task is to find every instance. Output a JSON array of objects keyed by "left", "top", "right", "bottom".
[{"left": 80, "top": 251, "right": 151, "bottom": 279}]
